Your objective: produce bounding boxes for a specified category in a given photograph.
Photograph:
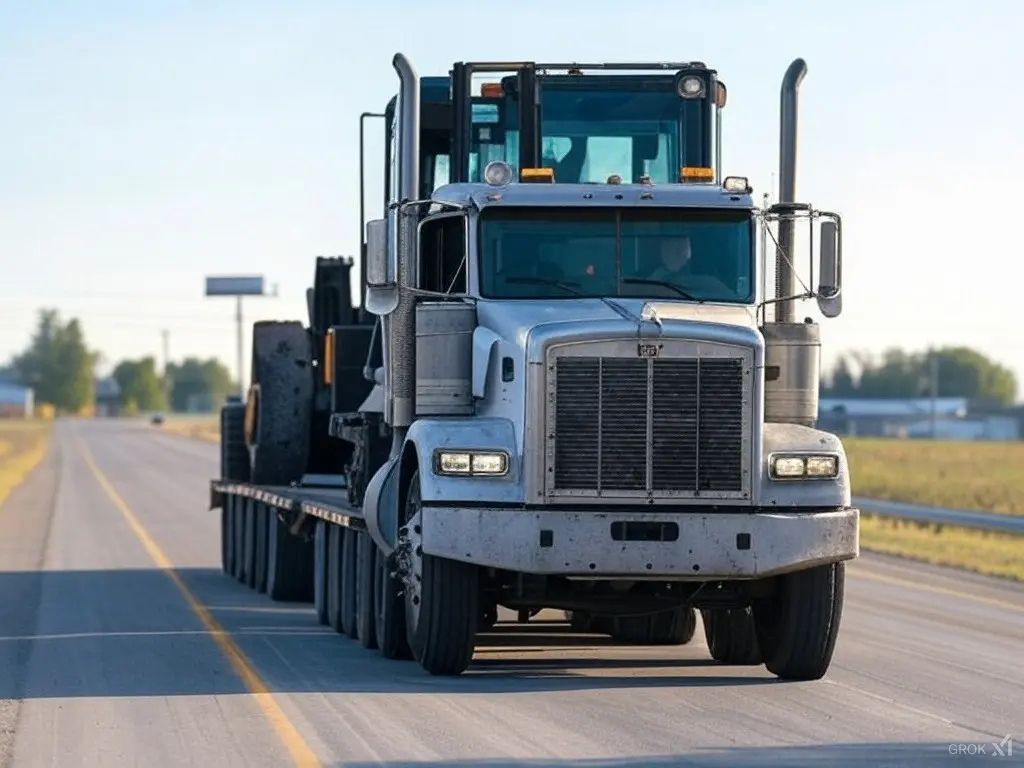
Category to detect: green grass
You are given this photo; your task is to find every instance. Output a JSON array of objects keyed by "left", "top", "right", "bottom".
[
  {"left": 844, "top": 437, "right": 1024, "bottom": 515},
  {"left": 0, "top": 420, "right": 52, "bottom": 507},
  {"left": 859, "top": 513, "right": 1024, "bottom": 582}
]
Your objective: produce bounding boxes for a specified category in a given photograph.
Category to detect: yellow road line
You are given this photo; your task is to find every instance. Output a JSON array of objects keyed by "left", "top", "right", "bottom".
[
  {"left": 850, "top": 568, "right": 1024, "bottom": 614},
  {"left": 78, "top": 440, "right": 321, "bottom": 767}
]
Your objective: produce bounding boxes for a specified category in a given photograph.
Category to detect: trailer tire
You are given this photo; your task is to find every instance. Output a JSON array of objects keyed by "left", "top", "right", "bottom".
[
  {"left": 611, "top": 607, "right": 697, "bottom": 645},
  {"left": 232, "top": 498, "right": 247, "bottom": 583},
  {"left": 701, "top": 608, "right": 762, "bottom": 665},
  {"left": 313, "top": 521, "right": 329, "bottom": 625},
  {"left": 327, "top": 525, "right": 344, "bottom": 632},
  {"left": 341, "top": 527, "right": 359, "bottom": 639},
  {"left": 243, "top": 501, "right": 258, "bottom": 589},
  {"left": 355, "top": 531, "right": 378, "bottom": 649},
  {"left": 246, "top": 321, "right": 313, "bottom": 486},
  {"left": 403, "top": 471, "right": 478, "bottom": 676},
  {"left": 253, "top": 504, "right": 268, "bottom": 593},
  {"left": 752, "top": 562, "right": 845, "bottom": 681},
  {"left": 266, "top": 509, "right": 312, "bottom": 602},
  {"left": 220, "top": 402, "right": 250, "bottom": 482},
  {"left": 374, "top": 545, "right": 411, "bottom": 660},
  {"left": 221, "top": 503, "right": 234, "bottom": 576}
]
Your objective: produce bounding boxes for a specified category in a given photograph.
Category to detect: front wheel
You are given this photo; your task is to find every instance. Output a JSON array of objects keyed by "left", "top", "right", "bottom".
[
  {"left": 402, "top": 471, "right": 479, "bottom": 675},
  {"left": 752, "top": 562, "right": 846, "bottom": 681}
]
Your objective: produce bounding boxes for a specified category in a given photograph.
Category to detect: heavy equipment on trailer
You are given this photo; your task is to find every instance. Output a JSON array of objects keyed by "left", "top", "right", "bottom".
[{"left": 211, "top": 52, "right": 857, "bottom": 680}]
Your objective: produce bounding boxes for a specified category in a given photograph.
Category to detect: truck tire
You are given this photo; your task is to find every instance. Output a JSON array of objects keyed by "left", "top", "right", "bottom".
[
  {"left": 253, "top": 505, "right": 268, "bottom": 593},
  {"left": 220, "top": 402, "right": 250, "bottom": 482},
  {"left": 341, "top": 527, "right": 359, "bottom": 639},
  {"left": 403, "top": 471, "right": 479, "bottom": 675},
  {"left": 266, "top": 509, "right": 313, "bottom": 602},
  {"left": 233, "top": 498, "right": 247, "bottom": 583},
  {"left": 327, "top": 525, "right": 344, "bottom": 632},
  {"left": 243, "top": 501, "right": 258, "bottom": 589},
  {"left": 374, "top": 545, "right": 411, "bottom": 660},
  {"left": 313, "top": 521, "right": 329, "bottom": 625},
  {"left": 355, "top": 531, "right": 378, "bottom": 649},
  {"left": 246, "top": 321, "right": 313, "bottom": 486},
  {"left": 752, "top": 562, "right": 845, "bottom": 681},
  {"left": 221, "top": 502, "right": 234, "bottom": 576},
  {"left": 612, "top": 607, "right": 697, "bottom": 645},
  {"left": 701, "top": 608, "right": 762, "bottom": 665}
]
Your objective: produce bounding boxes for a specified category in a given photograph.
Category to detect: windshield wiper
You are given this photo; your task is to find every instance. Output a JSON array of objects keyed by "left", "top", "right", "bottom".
[
  {"left": 621, "top": 277, "right": 701, "bottom": 302},
  {"left": 503, "top": 276, "right": 639, "bottom": 323}
]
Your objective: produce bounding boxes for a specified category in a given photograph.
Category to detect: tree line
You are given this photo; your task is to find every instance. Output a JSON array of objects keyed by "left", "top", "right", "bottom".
[
  {"left": 822, "top": 346, "right": 1018, "bottom": 406},
  {"left": 1, "top": 309, "right": 236, "bottom": 415},
  {"left": 2, "top": 309, "right": 1020, "bottom": 414}
]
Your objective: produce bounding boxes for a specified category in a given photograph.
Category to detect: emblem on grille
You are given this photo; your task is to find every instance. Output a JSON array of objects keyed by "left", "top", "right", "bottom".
[{"left": 637, "top": 343, "right": 661, "bottom": 358}]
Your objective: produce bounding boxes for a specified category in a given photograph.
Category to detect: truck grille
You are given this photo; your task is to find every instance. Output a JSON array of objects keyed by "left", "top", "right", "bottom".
[{"left": 550, "top": 356, "right": 746, "bottom": 495}]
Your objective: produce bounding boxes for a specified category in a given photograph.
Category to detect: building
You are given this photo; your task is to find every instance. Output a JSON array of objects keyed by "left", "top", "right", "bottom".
[
  {"left": 0, "top": 382, "right": 34, "bottom": 418},
  {"left": 818, "top": 397, "right": 1020, "bottom": 441}
]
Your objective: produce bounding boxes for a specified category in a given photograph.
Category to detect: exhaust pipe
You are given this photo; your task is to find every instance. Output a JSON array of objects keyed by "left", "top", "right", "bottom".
[
  {"left": 774, "top": 58, "right": 807, "bottom": 324},
  {"left": 388, "top": 53, "right": 420, "bottom": 428}
]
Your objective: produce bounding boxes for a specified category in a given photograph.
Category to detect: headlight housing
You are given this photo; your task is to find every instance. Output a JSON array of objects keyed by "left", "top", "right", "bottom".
[
  {"left": 433, "top": 449, "right": 510, "bottom": 477},
  {"left": 769, "top": 453, "right": 839, "bottom": 480}
]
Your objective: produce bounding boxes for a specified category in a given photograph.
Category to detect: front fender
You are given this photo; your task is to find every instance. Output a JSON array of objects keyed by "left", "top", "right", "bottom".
[
  {"left": 404, "top": 417, "right": 523, "bottom": 505},
  {"left": 758, "top": 423, "right": 852, "bottom": 508}
]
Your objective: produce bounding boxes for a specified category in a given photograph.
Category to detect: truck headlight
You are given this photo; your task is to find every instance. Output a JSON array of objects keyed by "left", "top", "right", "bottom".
[
  {"left": 434, "top": 450, "right": 509, "bottom": 476},
  {"left": 769, "top": 454, "right": 839, "bottom": 480}
]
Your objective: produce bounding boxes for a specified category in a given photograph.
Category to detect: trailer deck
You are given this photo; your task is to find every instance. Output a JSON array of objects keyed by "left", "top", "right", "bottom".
[{"left": 210, "top": 480, "right": 365, "bottom": 531}]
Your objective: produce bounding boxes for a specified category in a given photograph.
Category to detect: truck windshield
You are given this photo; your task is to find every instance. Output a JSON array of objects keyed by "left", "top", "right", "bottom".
[
  {"left": 478, "top": 207, "right": 753, "bottom": 304},
  {"left": 490, "top": 77, "right": 709, "bottom": 184}
]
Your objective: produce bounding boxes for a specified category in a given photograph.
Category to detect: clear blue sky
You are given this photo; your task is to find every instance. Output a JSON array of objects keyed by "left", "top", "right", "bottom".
[{"left": 1, "top": 1, "right": 1021, "bottom": 397}]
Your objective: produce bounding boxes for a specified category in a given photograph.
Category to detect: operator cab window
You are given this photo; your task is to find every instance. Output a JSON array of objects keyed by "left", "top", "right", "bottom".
[{"left": 419, "top": 214, "right": 467, "bottom": 294}]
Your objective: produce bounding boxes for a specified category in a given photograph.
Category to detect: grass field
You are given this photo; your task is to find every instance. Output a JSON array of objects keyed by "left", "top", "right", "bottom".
[
  {"left": 0, "top": 420, "right": 52, "bottom": 508},
  {"left": 859, "top": 514, "right": 1024, "bottom": 582},
  {"left": 843, "top": 438, "right": 1024, "bottom": 516},
  {"left": 157, "top": 414, "right": 220, "bottom": 443}
]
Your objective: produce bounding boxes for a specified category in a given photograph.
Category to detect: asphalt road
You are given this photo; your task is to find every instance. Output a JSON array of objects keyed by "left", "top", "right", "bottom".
[{"left": 0, "top": 420, "right": 1021, "bottom": 767}]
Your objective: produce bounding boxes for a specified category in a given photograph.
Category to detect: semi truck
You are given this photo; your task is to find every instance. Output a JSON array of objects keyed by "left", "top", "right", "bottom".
[{"left": 210, "top": 53, "right": 857, "bottom": 680}]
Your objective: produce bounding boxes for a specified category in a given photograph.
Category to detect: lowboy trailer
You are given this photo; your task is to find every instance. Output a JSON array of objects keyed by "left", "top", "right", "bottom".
[{"left": 210, "top": 52, "right": 857, "bottom": 679}]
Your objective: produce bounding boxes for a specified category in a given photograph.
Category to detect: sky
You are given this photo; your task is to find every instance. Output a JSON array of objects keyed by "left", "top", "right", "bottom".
[{"left": 1, "top": 1, "right": 1021, "bottom": 397}]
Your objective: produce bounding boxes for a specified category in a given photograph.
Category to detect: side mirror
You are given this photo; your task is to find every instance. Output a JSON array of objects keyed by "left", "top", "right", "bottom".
[
  {"left": 364, "top": 218, "right": 394, "bottom": 289},
  {"left": 817, "top": 219, "right": 842, "bottom": 318}
]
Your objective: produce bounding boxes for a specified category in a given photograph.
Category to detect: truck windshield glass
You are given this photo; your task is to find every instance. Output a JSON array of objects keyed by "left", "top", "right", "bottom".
[
  {"left": 478, "top": 208, "right": 753, "bottom": 303},
  {"left": 482, "top": 80, "right": 707, "bottom": 184}
]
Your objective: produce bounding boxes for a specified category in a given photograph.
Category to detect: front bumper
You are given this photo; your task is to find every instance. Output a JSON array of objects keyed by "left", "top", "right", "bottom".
[{"left": 421, "top": 506, "right": 859, "bottom": 579}]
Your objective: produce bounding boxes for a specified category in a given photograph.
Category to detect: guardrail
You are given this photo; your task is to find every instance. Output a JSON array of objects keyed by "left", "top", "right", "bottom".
[{"left": 854, "top": 496, "right": 1024, "bottom": 535}]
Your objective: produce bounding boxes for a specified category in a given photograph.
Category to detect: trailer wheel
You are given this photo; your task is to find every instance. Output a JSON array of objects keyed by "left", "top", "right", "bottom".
[
  {"left": 374, "top": 545, "right": 411, "bottom": 660},
  {"left": 243, "top": 500, "right": 258, "bottom": 589},
  {"left": 612, "top": 607, "right": 697, "bottom": 645},
  {"left": 701, "top": 608, "right": 762, "bottom": 665},
  {"left": 402, "top": 471, "right": 478, "bottom": 675},
  {"left": 253, "top": 504, "right": 268, "bottom": 594},
  {"left": 233, "top": 498, "right": 247, "bottom": 583},
  {"left": 221, "top": 503, "right": 234, "bottom": 576},
  {"left": 752, "top": 562, "right": 845, "bottom": 681},
  {"left": 220, "top": 402, "right": 250, "bottom": 482},
  {"left": 355, "top": 531, "right": 378, "bottom": 649},
  {"left": 313, "top": 521, "right": 329, "bottom": 625},
  {"left": 341, "top": 527, "right": 359, "bottom": 639},
  {"left": 246, "top": 321, "right": 313, "bottom": 486},
  {"left": 266, "top": 509, "right": 312, "bottom": 602},
  {"left": 327, "top": 524, "right": 344, "bottom": 632}
]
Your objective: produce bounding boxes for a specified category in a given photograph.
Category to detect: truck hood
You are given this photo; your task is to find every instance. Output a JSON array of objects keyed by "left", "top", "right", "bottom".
[{"left": 476, "top": 299, "right": 760, "bottom": 347}]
